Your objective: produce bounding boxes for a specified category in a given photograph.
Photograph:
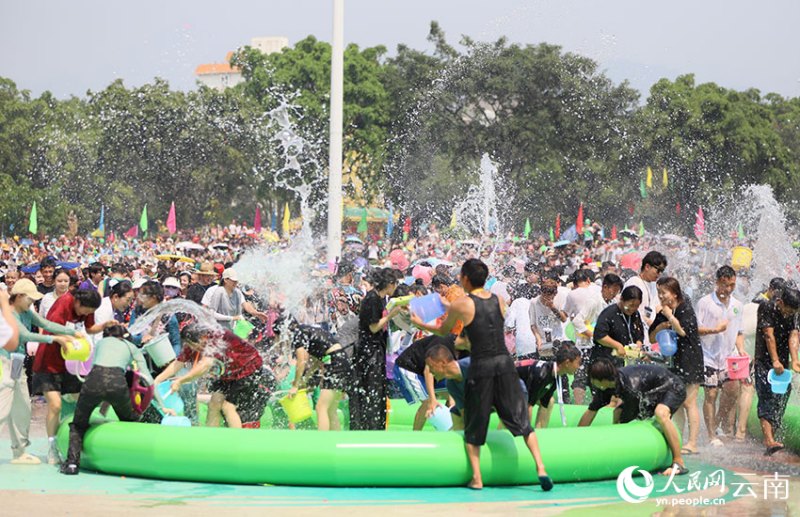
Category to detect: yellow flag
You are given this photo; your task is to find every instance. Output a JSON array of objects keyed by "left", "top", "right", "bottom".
[
  {"left": 450, "top": 209, "right": 457, "bottom": 229},
  {"left": 282, "top": 202, "right": 290, "bottom": 236},
  {"left": 662, "top": 167, "right": 668, "bottom": 188},
  {"left": 646, "top": 167, "right": 653, "bottom": 188}
]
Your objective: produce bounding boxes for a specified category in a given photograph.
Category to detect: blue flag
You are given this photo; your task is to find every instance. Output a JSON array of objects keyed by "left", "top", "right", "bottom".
[
  {"left": 386, "top": 204, "right": 394, "bottom": 238},
  {"left": 271, "top": 208, "right": 277, "bottom": 232}
]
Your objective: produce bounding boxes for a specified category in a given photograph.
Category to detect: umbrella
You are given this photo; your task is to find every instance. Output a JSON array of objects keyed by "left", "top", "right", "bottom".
[
  {"left": 619, "top": 229, "right": 638, "bottom": 238},
  {"left": 553, "top": 240, "right": 571, "bottom": 248},
  {"left": 57, "top": 261, "right": 80, "bottom": 271},
  {"left": 20, "top": 238, "right": 34, "bottom": 246},
  {"left": 411, "top": 258, "right": 453, "bottom": 269},
  {"left": 619, "top": 252, "right": 642, "bottom": 270},
  {"left": 155, "top": 254, "right": 195, "bottom": 264},
  {"left": 208, "top": 243, "right": 229, "bottom": 250},
  {"left": 175, "top": 241, "right": 205, "bottom": 251},
  {"left": 344, "top": 235, "right": 363, "bottom": 244}
]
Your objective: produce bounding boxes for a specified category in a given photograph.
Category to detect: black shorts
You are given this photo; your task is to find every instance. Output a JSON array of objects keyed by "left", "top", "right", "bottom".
[
  {"left": 320, "top": 351, "right": 352, "bottom": 392},
  {"left": 754, "top": 364, "right": 792, "bottom": 431},
  {"left": 464, "top": 357, "right": 533, "bottom": 446},
  {"left": 209, "top": 369, "right": 272, "bottom": 423},
  {"left": 618, "top": 384, "right": 686, "bottom": 423},
  {"left": 33, "top": 371, "right": 82, "bottom": 395}
]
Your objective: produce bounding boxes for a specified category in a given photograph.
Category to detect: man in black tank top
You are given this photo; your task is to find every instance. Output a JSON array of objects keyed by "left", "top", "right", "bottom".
[{"left": 412, "top": 259, "right": 553, "bottom": 491}]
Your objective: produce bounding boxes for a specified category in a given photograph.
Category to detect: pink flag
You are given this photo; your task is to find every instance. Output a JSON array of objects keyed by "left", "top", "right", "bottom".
[
  {"left": 124, "top": 226, "right": 138, "bottom": 238},
  {"left": 166, "top": 202, "right": 177, "bottom": 234},
  {"left": 693, "top": 207, "right": 705, "bottom": 239},
  {"left": 254, "top": 206, "right": 262, "bottom": 233}
]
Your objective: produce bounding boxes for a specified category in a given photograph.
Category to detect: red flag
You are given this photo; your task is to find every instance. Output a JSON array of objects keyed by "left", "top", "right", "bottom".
[
  {"left": 611, "top": 225, "right": 617, "bottom": 240},
  {"left": 555, "top": 214, "right": 561, "bottom": 239},
  {"left": 675, "top": 203, "right": 681, "bottom": 215},
  {"left": 628, "top": 203, "right": 635, "bottom": 216},
  {"left": 576, "top": 203, "right": 584, "bottom": 235},
  {"left": 694, "top": 207, "right": 705, "bottom": 240},
  {"left": 254, "top": 206, "right": 262, "bottom": 233},
  {"left": 403, "top": 216, "right": 412, "bottom": 233},
  {"left": 108, "top": 231, "right": 115, "bottom": 243},
  {"left": 124, "top": 226, "right": 138, "bottom": 238},
  {"left": 166, "top": 202, "right": 177, "bottom": 234}
]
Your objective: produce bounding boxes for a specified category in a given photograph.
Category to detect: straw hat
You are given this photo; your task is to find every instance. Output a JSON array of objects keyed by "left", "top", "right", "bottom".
[{"left": 196, "top": 261, "right": 218, "bottom": 277}]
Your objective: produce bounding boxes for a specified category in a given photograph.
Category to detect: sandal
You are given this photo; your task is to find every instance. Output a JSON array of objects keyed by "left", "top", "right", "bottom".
[
  {"left": 662, "top": 462, "right": 689, "bottom": 476},
  {"left": 765, "top": 445, "right": 784, "bottom": 456},
  {"left": 680, "top": 448, "right": 698, "bottom": 455},
  {"left": 10, "top": 453, "right": 41, "bottom": 465}
]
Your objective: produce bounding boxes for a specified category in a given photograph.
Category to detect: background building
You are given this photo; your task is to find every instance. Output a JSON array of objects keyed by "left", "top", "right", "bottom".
[{"left": 195, "top": 36, "right": 289, "bottom": 90}]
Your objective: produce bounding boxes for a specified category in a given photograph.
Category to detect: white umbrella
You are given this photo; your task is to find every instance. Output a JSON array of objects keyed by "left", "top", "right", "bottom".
[{"left": 175, "top": 241, "right": 205, "bottom": 251}]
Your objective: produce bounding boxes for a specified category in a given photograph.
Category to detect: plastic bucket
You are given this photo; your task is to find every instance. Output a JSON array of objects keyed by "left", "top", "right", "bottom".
[
  {"left": 409, "top": 293, "right": 446, "bottom": 323},
  {"left": 655, "top": 330, "right": 678, "bottom": 357},
  {"left": 279, "top": 389, "right": 313, "bottom": 424},
  {"left": 161, "top": 415, "right": 192, "bottom": 427},
  {"left": 60, "top": 337, "right": 92, "bottom": 362},
  {"left": 129, "top": 371, "right": 155, "bottom": 415},
  {"left": 234, "top": 319, "right": 254, "bottom": 340},
  {"left": 156, "top": 381, "right": 185, "bottom": 416},
  {"left": 726, "top": 356, "right": 750, "bottom": 380},
  {"left": 731, "top": 246, "right": 753, "bottom": 270},
  {"left": 767, "top": 369, "right": 792, "bottom": 394},
  {"left": 427, "top": 405, "right": 453, "bottom": 432},
  {"left": 65, "top": 342, "right": 95, "bottom": 378},
  {"left": 143, "top": 335, "right": 177, "bottom": 367}
]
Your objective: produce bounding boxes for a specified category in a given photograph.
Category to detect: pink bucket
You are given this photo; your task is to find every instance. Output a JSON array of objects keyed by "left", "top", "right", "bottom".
[{"left": 726, "top": 356, "right": 750, "bottom": 380}]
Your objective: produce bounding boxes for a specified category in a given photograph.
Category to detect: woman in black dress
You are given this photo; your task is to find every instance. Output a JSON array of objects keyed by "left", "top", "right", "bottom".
[{"left": 650, "top": 276, "right": 703, "bottom": 455}]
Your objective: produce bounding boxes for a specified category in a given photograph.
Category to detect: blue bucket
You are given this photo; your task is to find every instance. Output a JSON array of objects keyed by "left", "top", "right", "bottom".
[
  {"left": 427, "top": 405, "right": 453, "bottom": 431},
  {"left": 768, "top": 369, "right": 792, "bottom": 394},
  {"left": 409, "top": 293, "right": 446, "bottom": 323},
  {"left": 161, "top": 415, "right": 191, "bottom": 427},
  {"left": 156, "top": 381, "right": 185, "bottom": 416},
  {"left": 655, "top": 330, "right": 678, "bottom": 357}
]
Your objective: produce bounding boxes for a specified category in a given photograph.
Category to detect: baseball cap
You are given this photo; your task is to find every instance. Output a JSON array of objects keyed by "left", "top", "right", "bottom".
[
  {"left": 222, "top": 269, "right": 239, "bottom": 282},
  {"left": 11, "top": 278, "right": 43, "bottom": 300}
]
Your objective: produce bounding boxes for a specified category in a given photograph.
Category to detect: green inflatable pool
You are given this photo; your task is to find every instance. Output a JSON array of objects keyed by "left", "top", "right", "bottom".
[{"left": 58, "top": 403, "right": 671, "bottom": 487}]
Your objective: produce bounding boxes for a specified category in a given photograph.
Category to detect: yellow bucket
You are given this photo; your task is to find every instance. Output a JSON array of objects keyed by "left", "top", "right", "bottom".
[
  {"left": 60, "top": 337, "right": 92, "bottom": 362},
  {"left": 279, "top": 389, "right": 313, "bottom": 424},
  {"left": 731, "top": 246, "right": 753, "bottom": 270}
]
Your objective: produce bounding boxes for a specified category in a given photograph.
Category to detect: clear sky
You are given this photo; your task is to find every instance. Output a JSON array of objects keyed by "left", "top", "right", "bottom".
[{"left": 2, "top": 0, "right": 799, "bottom": 99}]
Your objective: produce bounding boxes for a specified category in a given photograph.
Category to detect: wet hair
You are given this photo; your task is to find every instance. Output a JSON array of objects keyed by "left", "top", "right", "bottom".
[
  {"left": 109, "top": 280, "right": 133, "bottom": 299},
  {"left": 431, "top": 274, "right": 453, "bottom": 289},
  {"left": 554, "top": 341, "right": 581, "bottom": 364},
  {"left": 140, "top": 281, "right": 164, "bottom": 302},
  {"left": 335, "top": 260, "right": 355, "bottom": 278},
  {"left": 641, "top": 251, "right": 667, "bottom": 272},
  {"left": 103, "top": 324, "right": 130, "bottom": 339},
  {"left": 656, "top": 277, "right": 684, "bottom": 305},
  {"left": 588, "top": 358, "right": 618, "bottom": 382},
  {"left": 602, "top": 273, "right": 623, "bottom": 290},
  {"left": 620, "top": 285, "right": 643, "bottom": 302},
  {"left": 511, "top": 283, "right": 535, "bottom": 301},
  {"left": 371, "top": 268, "right": 398, "bottom": 291},
  {"left": 408, "top": 284, "right": 427, "bottom": 296},
  {"left": 779, "top": 287, "right": 800, "bottom": 310},
  {"left": 180, "top": 322, "right": 206, "bottom": 343},
  {"left": 460, "top": 259, "right": 489, "bottom": 288},
  {"left": 425, "top": 343, "right": 455, "bottom": 362},
  {"left": 73, "top": 289, "right": 102, "bottom": 309},
  {"left": 769, "top": 278, "right": 787, "bottom": 293},
  {"left": 524, "top": 261, "right": 539, "bottom": 274},
  {"left": 716, "top": 266, "right": 736, "bottom": 280},
  {"left": 540, "top": 270, "right": 561, "bottom": 284}
]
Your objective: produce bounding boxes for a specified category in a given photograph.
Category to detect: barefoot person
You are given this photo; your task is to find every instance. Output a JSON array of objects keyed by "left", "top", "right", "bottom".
[
  {"left": 413, "top": 258, "right": 552, "bottom": 491},
  {"left": 579, "top": 359, "right": 688, "bottom": 477},
  {"left": 752, "top": 287, "right": 800, "bottom": 455}
]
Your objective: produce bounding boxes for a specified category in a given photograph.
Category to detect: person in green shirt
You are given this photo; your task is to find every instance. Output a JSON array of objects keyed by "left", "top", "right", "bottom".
[
  {"left": 5, "top": 279, "right": 77, "bottom": 465},
  {"left": 61, "top": 325, "right": 174, "bottom": 475}
]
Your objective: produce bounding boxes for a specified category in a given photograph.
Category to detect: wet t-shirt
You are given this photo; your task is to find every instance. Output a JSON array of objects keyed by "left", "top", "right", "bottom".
[
  {"left": 177, "top": 330, "right": 261, "bottom": 382},
  {"left": 292, "top": 324, "right": 336, "bottom": 360},
  {"left": 590, "top": 304, "right": 644, "bottom": 364},
  {"left": 395, "top": 334, "right": 456, "bottom": 376},
  {"left": 359, "top": 290, "right": 387, "bottom": 352},
  {"left": 517, "top": 360, "right": 557, "bottom": 406},
  {"left": 588, "top": 364, "right": 683, "bottom": 414},
  {"left": 754, "top": 301, "right": 799, "bottom": 368}
]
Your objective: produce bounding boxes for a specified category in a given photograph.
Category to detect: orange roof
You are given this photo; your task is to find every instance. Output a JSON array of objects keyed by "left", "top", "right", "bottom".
[{"left": 195, "top": 62, "right": 240, "bottom": 75}]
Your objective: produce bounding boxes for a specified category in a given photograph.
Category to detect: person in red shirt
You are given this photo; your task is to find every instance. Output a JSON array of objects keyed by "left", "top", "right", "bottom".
[
  {"left": 154, "top": 323, "right": 273, "bottom": 428},
  {"left": 34, "top": 289, "right": 110, "bottom": 464}
]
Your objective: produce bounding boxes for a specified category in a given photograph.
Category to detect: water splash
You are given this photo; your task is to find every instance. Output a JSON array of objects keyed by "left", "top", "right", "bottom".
[{"left": 453, "top": 153, "right": 507, "bottom": 235}]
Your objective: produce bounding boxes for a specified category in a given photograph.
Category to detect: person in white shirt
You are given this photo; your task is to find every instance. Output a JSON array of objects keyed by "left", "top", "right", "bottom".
[
  {"left": 623, "top": 251, "right": 667, "bottom": 348},
  {"left": 568, "top": 272, "right": 624, "bottom": 403},
  {"left": 529, "top": 272, "right": 569, "bottom": 357},
  {"left": 505, "top": 284, "right": 536, "bottom": 359},
  {"left": 38, "top": 270, "right": 72, "bottom": 320},
  {"left": 696, "top": 266, "right": 746, "bottom": 445},
  {"left": 202, "top": 269, "right": 267, "bottom": 330}
]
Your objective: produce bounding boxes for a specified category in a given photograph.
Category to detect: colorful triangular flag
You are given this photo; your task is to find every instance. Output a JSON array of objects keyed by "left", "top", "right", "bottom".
[{"left": 28, "top": 202, "right": 38, "bottom": 234}]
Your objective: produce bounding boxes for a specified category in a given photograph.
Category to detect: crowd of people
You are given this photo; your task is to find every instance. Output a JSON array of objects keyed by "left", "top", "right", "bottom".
[{"left": 0, "top": 225, "right": 798, "bottom": 490}]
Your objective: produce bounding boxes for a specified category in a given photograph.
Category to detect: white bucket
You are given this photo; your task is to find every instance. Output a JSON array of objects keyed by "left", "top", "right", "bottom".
[{"left": 143, "top": 334, "right": 176, "bottom": 367}]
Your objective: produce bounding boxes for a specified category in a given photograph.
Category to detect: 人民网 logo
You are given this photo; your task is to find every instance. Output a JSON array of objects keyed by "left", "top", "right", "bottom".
[{"left": 617, "top": 465, "right": 655, "bottom": 504}]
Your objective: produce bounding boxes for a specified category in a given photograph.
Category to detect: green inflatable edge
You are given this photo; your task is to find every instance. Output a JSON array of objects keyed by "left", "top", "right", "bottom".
[{"left": 57, "top": 403, "right": 669, "bottom": 486}]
